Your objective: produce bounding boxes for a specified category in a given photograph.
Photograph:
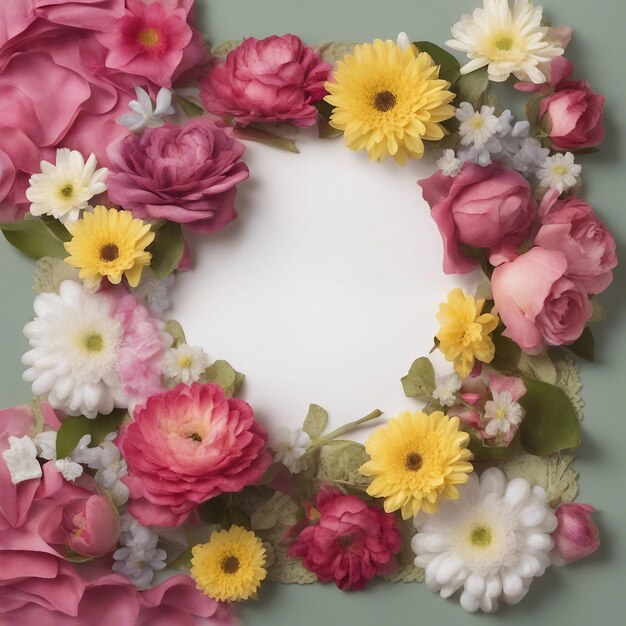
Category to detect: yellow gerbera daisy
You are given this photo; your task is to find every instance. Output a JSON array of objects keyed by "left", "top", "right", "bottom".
[
  {"left": 324, "top": 39, "right": 455, "bottom": 164},
  {"left": 191, "top": 525, "right": 267, "bottom": 602},
  {"left": 361, "top": 411, "right": 473, "bottom": 519},
  {"left": 64, "top": 205, "right": 155, "bottom": 289},
  {"left": 436, "top": 288, "right": 500, "bottom": 378}
]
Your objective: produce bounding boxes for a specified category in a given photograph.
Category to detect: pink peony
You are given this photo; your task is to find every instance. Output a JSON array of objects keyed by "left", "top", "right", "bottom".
[
  {"left": 419, "top": 162, "right": 536, "bottom": 274},
  {"left": 118, "top": 382, "right": 271, "bottom": 526},
  {"left": 551, "top": 503, "right": 600, "bottom": 565},
  {"left": 536, "top": 190, "right": 617, "bottom": 295},
  {"left": 200, "top": 34, "right": 331, "bottom": 127},
  {"left": 491, "top": 247, "right": 592, "bottom": 355},
  {"left": 107, "top": 120, "right": 249, "bottom": 233},
  {"left": 287, "top": 484, "right": 401, "bottom": 590}
]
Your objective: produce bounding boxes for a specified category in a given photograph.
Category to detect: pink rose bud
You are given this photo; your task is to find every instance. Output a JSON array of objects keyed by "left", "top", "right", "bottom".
[
  {"left": 63, "top": 495, "right": 121, "bottom": 557},
  {"left": 552, "top": 503, "right": 600, "bottom": 565}
]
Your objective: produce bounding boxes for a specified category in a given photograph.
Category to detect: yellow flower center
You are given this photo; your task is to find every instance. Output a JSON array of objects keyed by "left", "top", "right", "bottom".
[
  {"left": 60, "top": 183, "right": 74, "bottom": 199},
  {"left": 372, "top": 90, "right": 397, "bottom": 113},
  {"left": 99, "top": 243, "right": 120, "bottom": 263},
  {"left": 178, "top": 356, "right": 193, "bottom": 369},
  {"left": 470, "top": 525, "right": 493, "bottom": 548},
  {"left": 221, "top": 555, "right": 240, "bottom": 575},
  {"left": 496, "top": 407, "right": 507, "bottom": 419},
  {"left": 137, "top": 27, "right": 161, "bottom": 49},
  {"left": 494, "top": 36, "right": 514, "bottom": 51},
  {"left": 84, "top": 332, "right": 104, "bottom": 353},
  {"left": 462, "top": 322, "right": 484, "bottom": 346},
  {"left": 554, "top": 164, "right": 568, "bottom": 175},
  {"left": 470, "top": 116, "right": 485, "bottom": 130},
  {"left": 404, "top": 452, "right": 423, "bottom": 472}
]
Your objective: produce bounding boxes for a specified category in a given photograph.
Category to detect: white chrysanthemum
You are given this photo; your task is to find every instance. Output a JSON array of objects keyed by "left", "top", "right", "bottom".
[
  {"left": 412, "top": 468, "right": 557, "bottom": 613},
  {"left": 2, "top": 435, "right": 41, "bottom": 484},
  {"left": 162, "top": 343, "right": 210, "bottom": 384},
  {"left": 538, "top": 152, "right": 581, "bottom": 194},
  {"left": 446, "top": 0, "right": 564, "bottom": 84},
  {"left": 26, "top": 148, "right": 107, "bottom": 224},
  {"left": 457, "top": 103, "right": 502, "bottom": 149},
  {"left": 432, "top": 373, "right": 463, "bottom": 406},
  {"left": 269, "top": 427, "right": 311, "bottom": 474},
  {"left": 22, "top": 280, "right": 126, "bottom": 419},
  {"left": 483, "top": 391, "right": 524, "bottom": 437},
  {"left": 131, "top": 268, "right": 174, "bottom": 314},
  {"left": 118, "top": 86, "right": 175, "bottom": 132},
  {"left": 437, "top": 149, "right": 463, "bottom": 177}
]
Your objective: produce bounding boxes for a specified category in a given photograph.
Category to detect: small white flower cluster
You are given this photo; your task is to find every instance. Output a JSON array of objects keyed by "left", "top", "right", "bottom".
[
  {"left": 432, "top": 373, "right": 462, "bottom": 407},
  {"left": 269, "top": 427, "right": 311, "bottom": 474},
  {"left": 113, "top": 514, "right": 167, "bottom": 589},
  {"left": 162, "top": 343, "right": 210, "bottom": 385},
  {"left": 131, "top": 269, "right": 175, "bottom": 315}
]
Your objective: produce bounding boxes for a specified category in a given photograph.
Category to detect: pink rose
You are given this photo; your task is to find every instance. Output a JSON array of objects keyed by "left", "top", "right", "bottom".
[
  {"left": 119, "top": 383, "right": 271, "bottom": 526},
  {"left": 287, "top": 485, "right": 401, "bottom": 590},
  {"left": 536, "top": 190, "right": 617, "bottom": 295},
  {"left": 107, "top": 120, "right": 249, "bottom": 233},
  {"left": 551, "top": 503, "right": 600, "bottom": 565},
  {"left": 491, "top": 247, "right": 592, "bottom": 355},
  {"left": 200, "top": 34, "right": 331, "bottom": 127},
  {"left": 419, "top": 162, "right": 536, "bottom": 274}
]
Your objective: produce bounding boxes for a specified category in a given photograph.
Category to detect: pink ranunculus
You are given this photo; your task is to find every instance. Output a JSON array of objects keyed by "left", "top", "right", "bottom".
[
  {"left": 536, "top": 190, "right": 617, "bottom": 295},
  {"left": 107, "top": 120, "right": 249, "bottom": 233},
  {"left": 491, "top": 247, "right": 592, "bottom": 355},
  {"left": 118, "top": 383, "right": 271, "bottom": 526},
  {"left": 200, "top": 34, "right": 332, "bottom": 127},
  {"left": 418, "top": 162, "right": 537, "bottom": 274},
  {"left": 33, "top": 0, "right": 126, "bottom": 33},
  {"left": 551, "top": 503, "right": 600, "bottom": 565},
  {"left": 287, "top": 484, "right": 401, "bottom": 590}
]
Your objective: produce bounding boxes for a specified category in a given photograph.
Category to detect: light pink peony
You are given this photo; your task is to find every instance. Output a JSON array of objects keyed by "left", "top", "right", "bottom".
[
  {"left": 119, "top": 382, "right": 271, "bottom": 526},
  {"left": 491, "top": 247, "right": 592, "bottom": 355},
  {"left": 551, "top": 503, "right": 600, "bottom": 565},
  {"left": 200, "top": 34, "right": 331, "bottom": 127},
  {"left": 107, "top": 120, "right": 249, "bottom": 233},
  {"left": 419, "top": 162, "right": 536, "bottom": 274},
  {"left": 536, "top": 190, "right": 617, "bottom": 295},
  {"left": 287, "top": 484, "right": 401, "bottom": 590}
]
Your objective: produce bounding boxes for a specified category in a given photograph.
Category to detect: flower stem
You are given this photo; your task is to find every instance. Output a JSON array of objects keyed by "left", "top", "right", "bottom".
[{"left": 308, "top": 409, "right": 382, "bottom": 452}]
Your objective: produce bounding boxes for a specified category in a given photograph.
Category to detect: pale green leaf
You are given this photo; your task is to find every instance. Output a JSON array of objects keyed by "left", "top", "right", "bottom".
[
  {"left": 455, "top": 67, "right": 489, "bottom": 107},
  {"left": 1, "top": 217, "right": 69, "bottom": 260},
  {"left": 302, "top": 404, "right": 328, "bottom": 440},
  {"left": 147, "top": 221, "right": 184, "bottom": 279},
  {"left": 401, "top": 357, "right": 436, "bottom": 400},
  {"left": 164, "top": 319, "right": 187, "bottom": 348},
  {"left": 233, "top": 126, "right": 300, "bottom": 153}
]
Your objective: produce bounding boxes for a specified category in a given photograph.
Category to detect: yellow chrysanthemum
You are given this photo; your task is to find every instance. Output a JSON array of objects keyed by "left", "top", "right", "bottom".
[
  {"left": 324, "top": 39, "right": 455, "bottom": 164},
  {"left": 436, "top": 288, "right": 499, "bottom": 378},
  {"left": 64, "top": 205, "right": 155, "bottom": 289},
  {"left": 361, "top": 411, "right": 473, "bottom": 519},
  {"left": 191, "top": 525, "right": 267, "bottom": 602}
]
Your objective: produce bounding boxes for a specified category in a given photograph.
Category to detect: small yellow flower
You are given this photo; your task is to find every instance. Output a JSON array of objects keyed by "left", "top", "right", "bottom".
[
  {"left": 191, "top": 525, "right": 267, "bottom": 602},
  {"left": 361, "top": 411, "right": 473, "bottom": 519},
  {"left": 436, "top": 288, "right": 499, "bottom": 378},
  {"left": 64, "top": 206, "right": 155, "bottom": 289},
  {"left": 324, "top": 39, "right": 455, "bottom": 164}
]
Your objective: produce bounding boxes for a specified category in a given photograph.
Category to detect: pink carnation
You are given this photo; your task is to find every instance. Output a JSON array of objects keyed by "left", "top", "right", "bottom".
[
  {"left": 200, "top": 34, "right": 331, "bottom": 127},
  {"left": 119, "top": 382, "right": 271, "bottom": 526},
  {"left": 287, "top": 484, "right": 401, "bottom": 590}
]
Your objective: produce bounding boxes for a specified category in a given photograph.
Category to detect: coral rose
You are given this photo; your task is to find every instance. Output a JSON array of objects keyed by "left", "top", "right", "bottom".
[
  {"left": 419, "top": 162, "right": 536, "bottom": 274},
  {"left": 107, "top": 120, "right": 249, "bottom": 233},
  {"left": 287, "top": 484, "right": 401, "bottom": 590},
  {"left": 119, "top": 383, "right": 271, "bottom": 526},
  {"left": 200, "top": 34, "right": 331, "bottom": 127},
  {"left": 551, "top": 502, "right": 600, "bottom": 565}
]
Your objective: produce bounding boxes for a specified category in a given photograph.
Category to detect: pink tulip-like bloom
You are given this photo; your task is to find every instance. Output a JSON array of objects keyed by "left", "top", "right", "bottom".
[
  {"left": 419, "top": 162, "right": 536, "bottom": 274},
  {"left": 119, "top": 382, "right": 271, "bottom": 526},
  {"left": 551, "top": 503, "right": 600, "bottom": 565},
  {"left": 535, "top": 190, "right": 617, "bottom": 295},
  {"left": 107, "top": 120, "right": 249, "bottom": 233},
  {"left": 200, "top": 34, "right": 332, "bottom": 127},
  {"left": 491, "top": 247, "right": 592, "bottom": 355},
  {"left": 287, "top": 485, "right": 402, "bottom": 590}
]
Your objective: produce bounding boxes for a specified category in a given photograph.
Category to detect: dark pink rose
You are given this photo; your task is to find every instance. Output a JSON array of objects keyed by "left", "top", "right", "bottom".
[
  {"left": 419, "top": 162, "right": 537, "bottom": 274},
  {"left": 119, "top": 383, "right": 271, "bottom": 526},
  {"left": 107, "top": 120, "right": 249, "bottom": 233},
  {"left": 200, "top": 34, "right": 331, "bottom": 127},
  {"left": 491, "top": 247, "right": 592, "bottom": 355},
  {"left": 287, "top": 484, "right": 401, "bottom": 590},
  {"left": 536, "top": 190, "right": 617, "bottom": 295},
  {"left": 551, "top": 503, "right": 600, "bottom": 565}
]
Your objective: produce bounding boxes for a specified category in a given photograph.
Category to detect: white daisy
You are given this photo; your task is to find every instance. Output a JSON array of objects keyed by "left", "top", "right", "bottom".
[
  {"left": 412, "top": 468, "right": 557, "bottom": 613},
  {"left": 483, "top": 391, "right": 524, "bottom": 437},
  {"left": 22, "top": 280, "right": 127, "bottom": 419},
  {"left": 118, "top": 86, "right": 175, "bottom": 132},
  {"left": 437, "top": 149, "right": 463, "bottom": 177},
  {"left": 538, "top": 152, "right": 581, "bottom": 194},
  {"left": 432, "top": 373, "right": 463, "bottom": 406},
  {"left": 26, "top": 148, "right": 107, "bottom": 224},
  {"left": 2, "top": 435, "right": 41, "bottom": 484},
  {"left": 446, "top": 0, "right": 564, "bottom": 84},
  {"left": 162, "top": 343, "right": 210, "bottom": 384},
  {"left": 269, "top": 427, "right": 311, "bottom": 474},
  {"left": 457, "top": 103, "right": 502, "bottom": 149}
]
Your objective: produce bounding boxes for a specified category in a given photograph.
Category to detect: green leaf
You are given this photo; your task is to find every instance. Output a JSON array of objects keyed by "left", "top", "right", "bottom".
[
  {"left": 55, "top": 410, "right": 127, "bottom": 459},
  {"left": 491, "top": 334, "right": 522, "bottom": 374},
  {"left": 469, "top": 432, "right": 521, "bottom": 462},
  {"left": 164, "top": 319, "right": 187, "bottom": 348},
  {"left": 198, "top": 496, "right": 228, "bottom": 524},
  {"left": 231, "top": 371, "right": 245, "bottom": 397},
  {"left": 518, "top": 352, "right": 558, "bottom": 385},
  {"left": 413, "top": 41, "right": 461, "bottom": 84},
  {"left": 147, "top": 221, "right": 184, "bottom": 279},
  {"left": 302, "top": 404, "right": 328, "bottom": 440},
  {"left": 169, "top": 547, "right": 193, "bottom": 570},
  {"left": 314, "top": 99, "right": 334, "bottom": 121},
  {"left": 199, "top": 360, "right": 238, "bottom": 394},
  {"left": 225, "top": 507, "right": 251, "bottom": 529},
  {"left": 564, "top": 326, "right": 595, "bottom": 361},
  {"left": 317, "top": 114, "right": 342, "bottom": 139},
  {"left": 316, "top": 440, "right": 371, "bottom": 488},
  {"left": 174, "top": 95, "right": 205, "bottom": 117},
  {"left": 455, "top": 67, "right": 489, "bottom": 108},
  {"left": 401, "top": 357, "right": 436, "bottom": 400},
  {"left": 519, "top": 377, "right": 581, "bottom": 456},
  {"left": 1, "top": 217, "right": 70, "bottom": 260},
  {"left": 233, "top": 126, "right": 300, "bottom": 154}
]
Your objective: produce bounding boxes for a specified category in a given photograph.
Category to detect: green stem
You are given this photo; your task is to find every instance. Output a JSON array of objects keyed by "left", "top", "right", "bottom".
[
  {"left": 30, "top": 397, "right": 43, "bottom": 437},
  {"left": 308, "top": 409, "right": 382, "bottom": 452}
]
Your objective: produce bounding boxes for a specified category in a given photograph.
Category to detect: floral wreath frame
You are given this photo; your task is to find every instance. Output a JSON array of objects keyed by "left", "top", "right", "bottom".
[{"left": 0, "top": 0, "right": 616, "bottom": 622}]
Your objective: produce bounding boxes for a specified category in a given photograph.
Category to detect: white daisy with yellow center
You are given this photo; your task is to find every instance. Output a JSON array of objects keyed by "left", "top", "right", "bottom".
[
  {"left": 538, "top": 152, "right": 581, "bottom": 194},
  {"left": 162, "top": 343, "right": 210, "bottom": 384},
  {"left": 483, "top": 391, "right": 524, "bottom": 437}
]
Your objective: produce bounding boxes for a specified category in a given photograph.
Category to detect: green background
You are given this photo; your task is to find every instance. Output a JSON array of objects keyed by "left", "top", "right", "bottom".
[{"left": 1, "top": 0, "right": 625, "bottom": 623}]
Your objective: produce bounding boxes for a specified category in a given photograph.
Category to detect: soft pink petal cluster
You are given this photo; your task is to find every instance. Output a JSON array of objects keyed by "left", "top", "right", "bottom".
[
  {"left": 118, "top": 382, "right": 272, "bottom": 526},
  {"left": 200, "top": 34, "right": 332, "bottom": 127},
  {"left": 287, "top": 484, "right": 402, "bottom": 590},
  {"left": 551, "top": 502, "right": 600, "bottom": 565}
]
